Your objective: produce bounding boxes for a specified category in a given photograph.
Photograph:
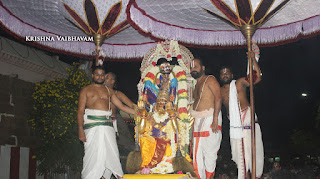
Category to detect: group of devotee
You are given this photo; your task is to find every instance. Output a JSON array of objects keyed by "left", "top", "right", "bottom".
[{"left": 77, "top": 50, "right": 264, "bottom": 179}]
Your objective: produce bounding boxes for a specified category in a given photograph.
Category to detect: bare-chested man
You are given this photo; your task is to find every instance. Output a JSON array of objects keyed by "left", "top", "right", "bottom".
[
  {"left": 190, "top": 57, "right": 222, "bottom": 179},
  {"left": 105, "top": 72, "right": 135, "bottom": 117},
  {"left": 77, "top": 66, "right": 135, "bottom": 179},
  {"left": 220, "top": 52, "right": 264, "bottom": 179},
  {"left": 105, "top": 72, "right": 135, "bottom": 150}
]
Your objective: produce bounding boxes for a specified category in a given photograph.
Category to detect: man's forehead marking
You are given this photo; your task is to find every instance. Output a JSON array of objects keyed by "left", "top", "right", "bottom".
[
  {"left": 221, "top": 68, "right": 230, "bottom": 73},
  {"left": 191, "top": 59, "right": 199, "bottom": 68}
]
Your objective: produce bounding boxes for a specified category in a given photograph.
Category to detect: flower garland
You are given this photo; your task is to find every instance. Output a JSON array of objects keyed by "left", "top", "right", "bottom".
[
  {"left": 143, "top": 66, "right": 159, "bottom": 83},
  {"left": 172, "top": 65, "right": 188, "bottom": 122},
  {"left": 170, "top": 131, "right": 176, "bottom": 157},
  {"left": 152, "top": 112, "right": 169, "bottom": 123},
  {"left": 151, "top": 158, "right": 174, "bottom": 174},
  {"left": 143, "top": 65, "right": 188, "bottom": 122},
  {"left": 95, "top": 46, "right": 105, "bottom": 66}
]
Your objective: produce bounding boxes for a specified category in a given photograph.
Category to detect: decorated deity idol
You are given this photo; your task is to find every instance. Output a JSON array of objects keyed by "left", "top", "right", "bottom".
[{"left": 135, "top": 40, "right": 196, "bottom": 174}]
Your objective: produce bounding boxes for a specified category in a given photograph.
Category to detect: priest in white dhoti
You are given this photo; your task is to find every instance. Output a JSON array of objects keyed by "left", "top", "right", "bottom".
[
  {"left": 220, "top": 51, "right": 264, "bottom": 179},
  {"left": 77, "top": 66, "right": 136, "bottom": 179},
  {"left": 82, "top": 109, "right": 123, "bottom": 179},
  {"left": 190, "top": 58, "right": 222, "bottom": 179}
]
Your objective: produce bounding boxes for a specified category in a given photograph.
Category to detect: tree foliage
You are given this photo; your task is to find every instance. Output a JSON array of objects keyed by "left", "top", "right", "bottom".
[{"left": 29, "top": 65, "right": 91, "bottom": 176}]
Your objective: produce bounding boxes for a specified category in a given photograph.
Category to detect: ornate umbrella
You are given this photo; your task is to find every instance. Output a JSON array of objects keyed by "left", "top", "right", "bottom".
[
  {"left": 0, "top": 0, "right": 157, "bottom": 60},
  {"left": 128, "top": 0, "right": 320, "bottom": 178},
  {"left": 127, "top": 0, "right": 320, "bottom": 47}
]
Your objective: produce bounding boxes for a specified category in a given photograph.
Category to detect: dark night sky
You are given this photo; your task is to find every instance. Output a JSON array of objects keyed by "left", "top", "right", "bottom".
[
  {"left": 1, "top": 28, "right": 320, "bottom": 154},
  {"left": 103, "top": 35, "right": 320, "bottom": 153}
]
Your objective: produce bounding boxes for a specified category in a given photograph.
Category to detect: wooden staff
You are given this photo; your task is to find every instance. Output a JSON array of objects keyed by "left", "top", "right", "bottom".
[{"left": 240, "top": 25, "right": 257, "bottom": 179}]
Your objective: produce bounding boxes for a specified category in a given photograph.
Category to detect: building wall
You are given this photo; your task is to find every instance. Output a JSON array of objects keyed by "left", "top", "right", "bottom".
[
  {"left": 0, "top": 61, "right": 55, "bottom": 83},
  {"left": 0, "top": 74, "right": 38, "bottom": 147},
  {"left": 0, "top": 36, "right": 70, "bottom": 148}
]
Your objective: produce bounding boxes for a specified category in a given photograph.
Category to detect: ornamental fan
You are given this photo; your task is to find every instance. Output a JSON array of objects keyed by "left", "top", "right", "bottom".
[
  {"left": 128, "top": 0, "right": 320, "bottom": 46},
  {"left": 202, "top": 0, "right": 290, "bottom": 28},
  {"left": 1, "top": 0, "right": 157, "bottom": 58},
  {"left": 63, "top": 0, "right": 129, "bottom": 38}
]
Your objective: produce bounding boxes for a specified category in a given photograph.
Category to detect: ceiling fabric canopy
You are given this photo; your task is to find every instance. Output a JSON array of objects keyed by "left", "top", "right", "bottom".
[
  {"left": 0, "top": 0, "right": 157, "bottom": 59},
  {"left": 1, "top": 0, "right": 319, "bottom": 58},
  {"left": 127, "top": 0, "right": 320, "bottom": 47}
]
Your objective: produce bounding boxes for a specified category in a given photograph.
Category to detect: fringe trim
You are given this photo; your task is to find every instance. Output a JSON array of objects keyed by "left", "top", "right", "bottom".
[
  {"left": 128, "top": 2, "right": 320, "bottom": 46},
  {"left": 0, "top": 5, "right": 157, "bottom": 59},
  {"left": 302, "top": 15, "right": 320, "bottom": 35}
]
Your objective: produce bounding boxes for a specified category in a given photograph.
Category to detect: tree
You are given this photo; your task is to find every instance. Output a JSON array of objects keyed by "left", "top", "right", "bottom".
[{"left": 29, "top": 64, "right": 91, "bottom": 176}]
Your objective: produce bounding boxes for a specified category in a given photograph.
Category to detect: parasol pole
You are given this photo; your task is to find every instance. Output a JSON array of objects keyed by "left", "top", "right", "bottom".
[
  {"left": 240, "top": 24, "right": 257, "bottom": 179},
  {"left": 93, "top": 34, "right": 106, "bottom": 66}
]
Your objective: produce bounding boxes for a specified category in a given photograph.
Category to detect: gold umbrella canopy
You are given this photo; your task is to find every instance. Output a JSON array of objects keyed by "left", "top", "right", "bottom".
[
  {"left": 127, "top": 0, "right": 320, "bottom": 47},
  {"left": 0, "top": 0, "right": 156, "bottom": 59}
]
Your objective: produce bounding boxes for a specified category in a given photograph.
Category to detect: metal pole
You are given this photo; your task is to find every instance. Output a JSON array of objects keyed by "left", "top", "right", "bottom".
[
  {"left": 93, "top": 34, "right": 105, "bottom": 66},
  {"left": 240, "top": 25, "right": 257, "bottom": 179},
  {"left": 95, "top": 47, "right": 100, "bottom": 66}
]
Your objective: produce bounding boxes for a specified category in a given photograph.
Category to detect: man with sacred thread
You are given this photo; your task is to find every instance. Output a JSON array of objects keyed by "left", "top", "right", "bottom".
[
  {"left": 220, "top": 51, "right": 264, "bottom": 179},
  {"left": 77, "top": 66, "right": 136, "bottom": 179},
  {"left": 190, "top": 57, "right": 223, "bottom": 179}
]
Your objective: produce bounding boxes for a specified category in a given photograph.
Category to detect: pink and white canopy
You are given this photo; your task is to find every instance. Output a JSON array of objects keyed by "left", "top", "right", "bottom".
[
  {"left": 128, "top": 0, "right": 320, "bottom": 47},
  {"left": 0, "top": 0, "right": 157, "bottom": 59}
]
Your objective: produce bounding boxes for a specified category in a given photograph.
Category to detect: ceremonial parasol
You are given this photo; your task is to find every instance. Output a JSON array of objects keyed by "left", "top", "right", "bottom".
[
  {"left": 127, "top": 0, "right": 320, "bottom": 47},
  {"left": 127, "top": 0, "right": 320, "bottom": 178},
  {"left": 0, "top": 0, "right": 157, "bottom": 60}
]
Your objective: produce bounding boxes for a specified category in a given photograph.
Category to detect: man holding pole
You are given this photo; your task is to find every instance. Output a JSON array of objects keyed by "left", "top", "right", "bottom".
[{"left": 219, "top": 52, "right": 264, "bottom": 179}]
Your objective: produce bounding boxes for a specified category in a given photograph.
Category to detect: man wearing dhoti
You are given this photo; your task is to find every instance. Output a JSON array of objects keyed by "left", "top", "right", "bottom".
[
  {"left": 190, "top": 57, "right": 222, "bottom": 179},
  {"left": 77, "top": 66, "right": 136, "bottom": 179},
  {"left": 220, "top": 52, "right": 264, "bottom": 179}
]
